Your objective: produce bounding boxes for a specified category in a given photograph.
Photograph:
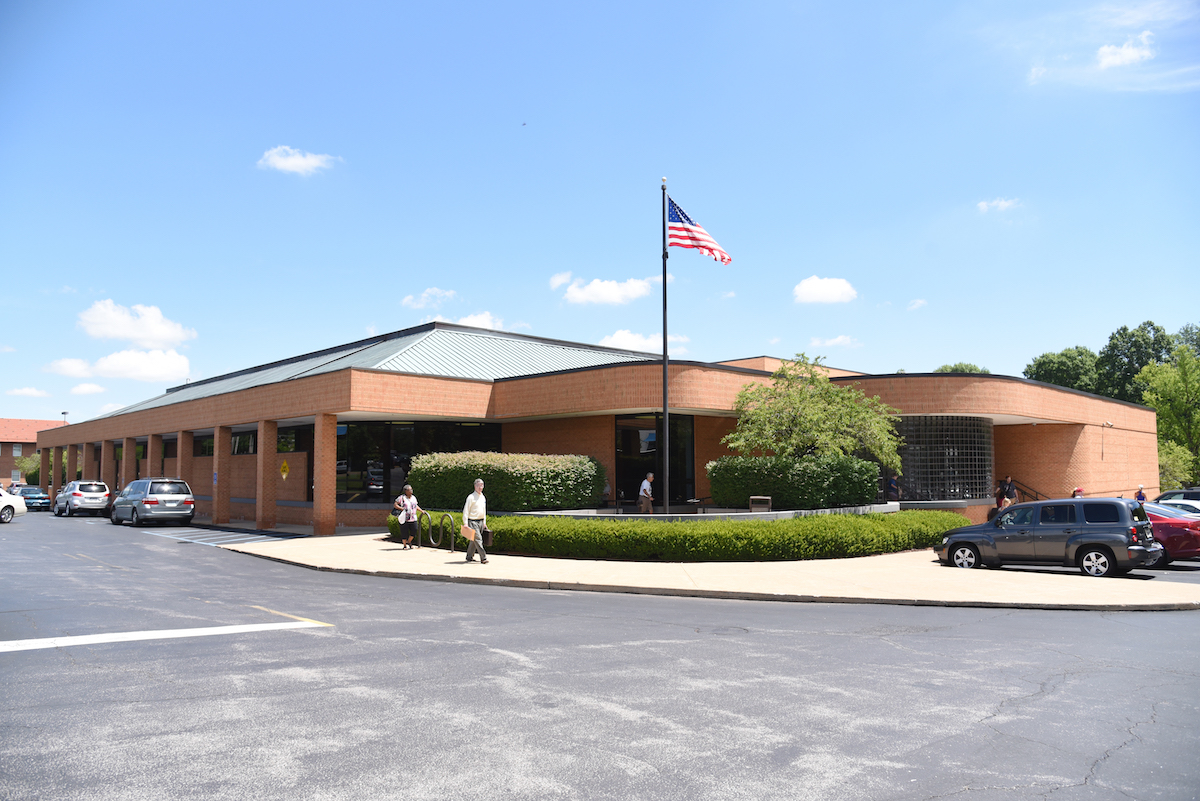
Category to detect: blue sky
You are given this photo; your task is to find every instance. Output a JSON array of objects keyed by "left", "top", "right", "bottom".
[{"left": 2, "top": 0, "right": 1197, "bottom": 423}]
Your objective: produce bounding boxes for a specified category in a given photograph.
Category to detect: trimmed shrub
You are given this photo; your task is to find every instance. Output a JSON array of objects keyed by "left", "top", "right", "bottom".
[
  {"left": 479, "top": 510, "right": 965, "bottom": 561},
  {"left": 707, "top": 454, "right": 878, "bottom": 510},
  {"left": 386, "top": 514, "right": 401, "bottom": 538},
  {"left": 406, "top": 451, "right": 605, "bottom": 511}
]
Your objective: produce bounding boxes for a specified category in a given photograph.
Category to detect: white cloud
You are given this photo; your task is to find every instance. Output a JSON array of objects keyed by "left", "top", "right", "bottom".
[
  {"left": 1098, "top": 30, "right": 1156, "bottom": 68},
  {"left": 7, "top": 387, "right": 49, "bottom": 397},
  {"left": 98, "top": 402, "right": 125, "bottom": 414},
  {"left": 402, "top": 287, "right": 456, "bottom": 309},
  {"left": 793, "top": 276, "right": 857, "bottom": 304},
  {"left": 71, "top": 383, "right": 105, "bottom": 395},
  {"left": 907, "top": 299, "right": 927, "bottom": 311},
  {"left": 93, "top": 350, "right": 190, "bottom": 382},
  {"left": 451, "top": 312, "right": 504, "bottom": 330},
  {"left": 721, "top": 291, "right": 736, "bottom": 299},
  {"left": 0, "top": 345, "right": 14, "bottom": 353},
  {"left": 1028, "top": 64, "right": 1047, "bottom": 84},
  {"left": 366, "top": 324, "right": 377, "bottom": 336},
  {"left": 549, "top": 271, "right": 572, "bottom": 290},
  {"left": 598, "top": 330, "right": 688, "bottom": 355},
  {"left": 78, "top": 299, "right": 197, "bottom": 349},
  {"left": 769, "top": 337, "right": 781, "bottom": 345},
  {"left": 977, "top": 198, "right": 1021, "bottom": 213},
  {"left": 46, "top": 358, "right": 92, "bottom": 378},
  {"left": 564, "top": 277, "right": 654, "bottom": 305},
  {"left": 810, "top": 335, "right": 860, "bottom": 348},
  {"left": 257, "top": 145, "right": 342, "bottom": 176}
]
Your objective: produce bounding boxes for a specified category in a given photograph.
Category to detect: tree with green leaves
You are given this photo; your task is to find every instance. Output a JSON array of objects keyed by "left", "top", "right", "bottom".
[
  {"left": 1176, "top": 323, "right": 1200, "bottom": 358},
  {"left": 1095, "top": 321, "right": 1174, "bottom": 403},
  {"left": 933, "top": 363, "right": 989, "bottom": 374},
  {"left": 722, "top": 354, "right": 903, "bottom": 473},
  {"left": 1139, "top": 344, "right": 1200, "bottom": 486},
  {"left": 1023, "top": 346, "right": 1098, "bottom": 393},
  {"left": 1158, "top": 440, "right": 1195, "bottom": 492}
]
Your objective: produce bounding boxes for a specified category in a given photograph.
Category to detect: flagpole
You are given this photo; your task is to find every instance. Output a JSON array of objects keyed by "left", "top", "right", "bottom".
[{"left": 661, "top": 178, "right": 670, "bottom": 515}]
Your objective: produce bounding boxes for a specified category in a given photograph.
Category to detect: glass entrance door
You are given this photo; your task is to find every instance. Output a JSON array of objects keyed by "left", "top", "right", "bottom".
[{"left": 615, "top": 414, "right": 694, "bottom": 508}]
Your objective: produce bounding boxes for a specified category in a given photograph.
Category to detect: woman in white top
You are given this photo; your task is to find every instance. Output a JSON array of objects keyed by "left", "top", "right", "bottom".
[{"left": 392, "top": 484, "right": 424, "bottom": 549}]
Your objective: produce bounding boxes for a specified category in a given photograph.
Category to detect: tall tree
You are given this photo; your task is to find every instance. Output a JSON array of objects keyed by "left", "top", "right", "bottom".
[
  {"left": 1023, "top": 346, "right": 1098, "bottom": 393},
  {"left": 933, "top": 363, "right": 989, "bottom": 374},
  {"left": 1094, "top": 321, "right": 1174, "bottom": 403},
  {"left": 722, "top": 354, "right": 903, "bottom": 472},
  {"left": 1176, "top": 323, "right": 1200, "bottom": 358},
  {"left": 1139, "top": 345, "right": 1200, "bottom": 485}
]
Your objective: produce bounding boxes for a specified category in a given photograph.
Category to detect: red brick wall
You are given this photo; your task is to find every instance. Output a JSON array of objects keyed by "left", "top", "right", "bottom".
[
  {"left": 694, "top": 416, "right": 738, "bottom": 500},
  {"left": 502, "top": 416, "right": 616, "bottom": 493},
  {"left": 996, "top": 423, "right": 1159, "bottom": 500}
]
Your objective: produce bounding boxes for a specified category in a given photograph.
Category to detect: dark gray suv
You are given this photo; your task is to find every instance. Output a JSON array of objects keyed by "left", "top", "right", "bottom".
[
  {"left": 110, "top": 478, "right": 195, "bottom": 526},
  {"left": 937, "top": 498, "right": 1162, "bottom": 577}
]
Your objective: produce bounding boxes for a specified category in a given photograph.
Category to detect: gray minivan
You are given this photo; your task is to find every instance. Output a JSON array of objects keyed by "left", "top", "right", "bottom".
[
  {"left": 937, "top": 498, "right": 1162, "bottom": 577},
  {"left": 110, "top": 478, "right": 195, "bottom": 526}
]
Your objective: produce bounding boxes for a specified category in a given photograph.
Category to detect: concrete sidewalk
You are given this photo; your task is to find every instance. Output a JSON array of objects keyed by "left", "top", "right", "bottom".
[{"left": 212, "top": 525, "right": 1200, "bottom": 611}]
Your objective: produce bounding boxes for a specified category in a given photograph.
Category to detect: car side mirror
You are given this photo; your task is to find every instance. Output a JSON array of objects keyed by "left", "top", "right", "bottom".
[{"left": 993, "top": 517, "right": 1003, "bottom": 528}]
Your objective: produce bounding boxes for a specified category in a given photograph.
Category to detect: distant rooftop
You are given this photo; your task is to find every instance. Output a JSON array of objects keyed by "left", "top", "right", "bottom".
[
  {"left": 95, "top": 323, "right": 660, "bottom": 419},
  {"left": 0, "top": 418, "right": 68, "bottom": 442}
]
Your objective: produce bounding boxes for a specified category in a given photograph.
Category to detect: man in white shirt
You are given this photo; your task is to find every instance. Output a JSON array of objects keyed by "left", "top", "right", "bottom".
[
  {"left": 463, "top": 478, "right": 488, "bottom": 563},
  {"left": 638, "top": 472, "right": 654, "bottom": 514}
]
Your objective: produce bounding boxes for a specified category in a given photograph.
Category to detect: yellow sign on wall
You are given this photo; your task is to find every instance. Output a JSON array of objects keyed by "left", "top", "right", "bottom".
[{"left": 280, "top": 460, "right": 290, "bottom": 480}]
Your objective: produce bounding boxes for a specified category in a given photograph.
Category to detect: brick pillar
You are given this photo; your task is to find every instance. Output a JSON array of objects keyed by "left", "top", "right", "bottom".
[
  {"left": 101, "top": 440, "right": 116, "bottom": 491},
  {"left": 176, "top": 431, "right": 194, "bottom": 485},
  {"left": 147, "top": 434, "right": 163, "bottom": 479},
  {"left": 212, "top": 426, "right": 232, "bottom": 524},
  {"left": 120, "top": 437, "right": 137, "bottom": 489},
  {"left": 67, "top": 444, "right": 79, "bottom": 485},
  {"left": 40, "top": 448, "right": 50, "bottom": 493},
  {"left": 83, "top": 443, "right": 98, "bottom": 480},
  {"left": 256, "top": 420, "right": 278, "bottom": 530},
  {"left": 313, "top": 413, "right": 337, "bottom": 535},
  {"left": 51, "top": 447, "right": 63, "bottom": 499}
]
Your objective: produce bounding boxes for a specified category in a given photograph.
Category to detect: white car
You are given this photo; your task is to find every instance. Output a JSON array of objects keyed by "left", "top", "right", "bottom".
[
  {"left": 0, "top": 486, "right": 28, "bottom": 523},
  {"left": 1160, "top": 499, "right": 1200, "bottom": 517}
]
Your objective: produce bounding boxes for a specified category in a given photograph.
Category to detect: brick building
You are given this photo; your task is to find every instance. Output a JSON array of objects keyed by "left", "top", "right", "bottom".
[
  {"left": 1, "top": 418, "right": 67, "bottom": 487},
  {"left": 34, "top": 322, "right": 1158, "bottom": 532}
]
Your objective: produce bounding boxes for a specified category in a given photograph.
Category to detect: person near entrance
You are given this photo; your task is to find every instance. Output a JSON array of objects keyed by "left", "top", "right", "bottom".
[
  {"left": 999, "top": 476, "right": 1017, "bottom": 508},
  {"left": 392, "top": 484, "right": 423, "bottom": 549},
  {"left": 463, "top": 478, "right": 488, "bottom": 564},
  {"left": 638, "top": 472, "right": 654, "bottom": 514}
]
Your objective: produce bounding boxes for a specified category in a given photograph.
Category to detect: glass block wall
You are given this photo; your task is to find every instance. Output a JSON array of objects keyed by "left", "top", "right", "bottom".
[{"left": 896, "top": 416, "right": 993, "bottom": 501}]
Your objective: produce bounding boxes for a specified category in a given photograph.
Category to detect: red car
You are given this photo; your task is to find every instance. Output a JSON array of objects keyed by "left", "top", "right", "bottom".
[{"left": 1144, "top": 503, "right": 1200, "bottom": 565}]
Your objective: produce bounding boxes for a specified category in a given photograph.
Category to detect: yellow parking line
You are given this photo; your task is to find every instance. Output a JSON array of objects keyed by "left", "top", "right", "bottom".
[{"left": 249, "top": 605, "right": 333, "bottom": 627}]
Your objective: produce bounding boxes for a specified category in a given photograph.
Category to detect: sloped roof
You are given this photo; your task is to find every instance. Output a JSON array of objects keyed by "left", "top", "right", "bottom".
[
  {"left": 95, "top": 323, "right": 657, "bottom": 419},
  {"left": 0, "top": 419, "right": 67, "bottom": 442}
]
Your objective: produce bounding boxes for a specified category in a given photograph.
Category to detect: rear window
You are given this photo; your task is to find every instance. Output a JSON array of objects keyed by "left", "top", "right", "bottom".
[
  {"left": 79, "top": 483, "right": 106, "bottom": 493},
  {"left": 1131, "top": 504, "right": 1149, "bottom": 522},
  {"left": 1083, "top": 503, "right": 1121, "bottom": 524},
  {"left": 1040, "top": 504, "right": 1076, "bottom": 524},
  {"left": 149, "top": 481, "right": 190, "bottom": 495}
]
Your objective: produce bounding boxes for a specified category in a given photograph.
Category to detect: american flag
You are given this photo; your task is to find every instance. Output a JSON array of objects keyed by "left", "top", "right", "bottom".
[{"left": 667, "top": 196, "right": 731, "bottom": 265}]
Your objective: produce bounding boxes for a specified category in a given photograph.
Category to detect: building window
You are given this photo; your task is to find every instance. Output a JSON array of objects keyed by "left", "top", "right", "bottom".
[
  {"left": 12, "top": 444, "right": 21, "bottom": 457},
  {"left": 615, "top": 414, "right": 693, "bottom": 507},
  {"left": 163, "top": 440, "right": 178, "bottom": 459},
  {"left": 895, "top": 416, "right": 993, "bottom": 502},
  {"left": 194, "top": 437, "right": 215, "bottom": 457},
  {"left": 277, "top": 428, "right": 297, "bottom": 454},
  {"left": 232, "top": 433, "right": 257, "bottom": 455}
]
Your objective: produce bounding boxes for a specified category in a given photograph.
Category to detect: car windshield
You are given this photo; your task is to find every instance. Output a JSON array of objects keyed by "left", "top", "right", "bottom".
[
  {"left": 18, "top": 488, "right": 43, "bottom": 496},
  {"left": 79, "top": 483, "right": 106, "bottom": 493},
  {"left": 1144, "top": 502, "right": 1189, "bottom": 518},
  {"left": 149, "top": 482, "right": 189, "bottom": 495}
]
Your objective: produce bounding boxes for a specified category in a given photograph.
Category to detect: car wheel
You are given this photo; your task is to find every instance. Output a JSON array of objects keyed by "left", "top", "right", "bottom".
[
  {"left": 131, "top": 508, "right": 141, "bottom": 527},
  {"left": 110, "top": 508, "right": 122, "bottom": 525},
  {"left": 53, "top": 503, "right": 62, "bottom": 517},
  {"left": 0, "top": 505, "right": 13, "bottom": 524},
  {"left": 65, "top": 503, "right": 74, "bottom": 517},
  {"left": 1079, "top": 547, "right": 1115, "bottom": 577},
  {"left": 950, "top": 543, "right": 981, "bottom": 569}
]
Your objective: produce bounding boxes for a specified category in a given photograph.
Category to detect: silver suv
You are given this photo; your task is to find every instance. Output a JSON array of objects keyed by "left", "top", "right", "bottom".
[
  {"left": 54, "top": 480, "right": 111, "bottom": 517},
  {"left": 110, "top": 478, "right": 195, "bottom": 526}
]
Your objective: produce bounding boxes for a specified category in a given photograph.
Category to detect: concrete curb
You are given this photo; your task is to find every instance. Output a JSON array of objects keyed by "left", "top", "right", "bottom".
[{"left": 225, "top": 547, "right": 1200, "bottom": 612}]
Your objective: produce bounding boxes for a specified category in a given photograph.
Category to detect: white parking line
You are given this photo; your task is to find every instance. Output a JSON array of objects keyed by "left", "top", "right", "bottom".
[{"left": 0, "top": 621, "right": 330, "bottom": 653}]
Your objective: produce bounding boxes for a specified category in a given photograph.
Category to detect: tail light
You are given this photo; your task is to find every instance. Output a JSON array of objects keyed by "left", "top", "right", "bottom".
[
  {"left": 183, "top": 499, "right": 195, "bottom": 506},
  {"left": 72, "top": 491, "right": 82, "bottom": 497},
  {"left": 142, "top": 498, "right": 159, "bottom": 506}
]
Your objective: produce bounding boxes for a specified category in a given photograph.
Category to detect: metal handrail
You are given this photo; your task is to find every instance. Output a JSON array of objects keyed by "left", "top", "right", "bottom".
[{"left": 438, "top": 512, "right": 456, "bottom": 552}]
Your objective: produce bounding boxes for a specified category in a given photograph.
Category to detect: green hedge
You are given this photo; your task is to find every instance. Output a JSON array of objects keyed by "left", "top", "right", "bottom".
[
  {"left": 402, "top": 510, "right": 966, "bottom": 561},
  {"left": 405, "top": 451, "right": 605, "bottom": 511},
  {"left": 706, "top": 454, "right": 879, "bottom": 510}
]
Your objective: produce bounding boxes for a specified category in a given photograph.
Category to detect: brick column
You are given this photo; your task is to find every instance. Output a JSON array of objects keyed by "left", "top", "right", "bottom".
[
  {"left": 67, "top": 444, "right": 79, "bottom": 485},
  {"left": 147, "top": 434, "right": 163, "bottom": 479},
  {"left": 120, "top": 437, "right": 137, "bottom": 489},
  {"left": 83, "top": 443, "right": 98, "bottom": 480},
  {"left": 313, "top": 413, "right": 337, "bottom": 535},
  {"left": 256, "top": 420, "right": 278, "bottom": 530},
  {"left": 176, "top": 431, "right": 194, "bottom": 485},
  {"left": 212, "top": 426, "right": 232, "bottom": 524},
  {"left": 100, "top": 440, "right": 116, "bottom": 491},
  {"left": 51, "top": 446, "right": 63, "bottom": 499},
  {"left": 40, "top": 448, "right": 50, "bottom": 493}
]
